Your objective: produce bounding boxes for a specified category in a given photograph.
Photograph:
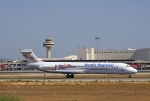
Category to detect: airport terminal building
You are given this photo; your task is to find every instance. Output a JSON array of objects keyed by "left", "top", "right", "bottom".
[{"left": 77, "top": 48, "right": 150, "bottom": 61}]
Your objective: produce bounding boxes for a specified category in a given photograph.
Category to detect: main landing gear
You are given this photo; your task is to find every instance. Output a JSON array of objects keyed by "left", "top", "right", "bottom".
[{"left": 66, "top": 74, "right": 74, "bottom": 78}]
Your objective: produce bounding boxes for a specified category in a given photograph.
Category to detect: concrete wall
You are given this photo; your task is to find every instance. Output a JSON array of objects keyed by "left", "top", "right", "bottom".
[
  {"left": 88, "top": 48, "right": 94, "bottom": 60},
  {"left": 135, "top": 48, "right": 150, "bottom": 60},
  {"left": 77, "top": 48, "right": 95, "bottom": 60},
  {"left": 77, "top": 48, "right": 150, "bottom": 61},
  {"left": 94, "top": 50, "right": 136, "bottom": 60},
  {"left": 77, "top": 48, "right": 88, "bottom": 60}
]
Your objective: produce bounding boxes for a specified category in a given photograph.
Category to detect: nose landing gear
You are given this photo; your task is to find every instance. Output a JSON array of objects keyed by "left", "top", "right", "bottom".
[
  {"left": 66, "top": 74, "right": 74, "bottom": 78},
  {"left": 128, "top": 74, "right": 132, "bottom": 78}
]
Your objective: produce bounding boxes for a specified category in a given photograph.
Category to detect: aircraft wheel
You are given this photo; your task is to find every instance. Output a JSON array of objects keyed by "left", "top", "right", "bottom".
[
  {"left": 70, "top": 74, "right": 74, "bottom": 78},
  {"left": 128, "top": 74, "right": 131, "bottom": 78},
  {"left": 66, "top": 74, "right": 70, "bottom": 78}
]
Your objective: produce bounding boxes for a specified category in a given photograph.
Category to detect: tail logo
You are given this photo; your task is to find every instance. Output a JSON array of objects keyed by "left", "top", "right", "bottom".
[
  {"left": 23, "top": 53, "right": 37, "bottom": 62},
  {"left": 29, "top": 56, "right": 37, "bottom": 62}
]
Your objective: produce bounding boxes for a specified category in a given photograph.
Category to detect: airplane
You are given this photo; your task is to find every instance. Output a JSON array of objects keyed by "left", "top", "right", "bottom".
[{"left": 19, "top": 49, "right": 138, "bottom": 78}]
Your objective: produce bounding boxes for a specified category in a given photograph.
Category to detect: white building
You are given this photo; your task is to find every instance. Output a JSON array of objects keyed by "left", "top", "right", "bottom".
[{"left": 77, "top": 48, "right": 150, "bottom": 61}]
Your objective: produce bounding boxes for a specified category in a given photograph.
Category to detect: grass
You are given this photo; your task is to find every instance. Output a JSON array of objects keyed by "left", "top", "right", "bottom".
[
  {"left": 0, "top": 95, "right": 20, "bottom": 101},
  {"left": 0, "top": 81, "right": 150, "bottom": 101},
  {"left": 0, "top": 74, "right": 150, "bottom": 101}
]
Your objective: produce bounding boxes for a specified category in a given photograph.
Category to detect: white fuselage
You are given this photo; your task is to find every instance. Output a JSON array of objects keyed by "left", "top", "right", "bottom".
[{"left": 27, "top": 62, "right": 137, "bottom": 74}]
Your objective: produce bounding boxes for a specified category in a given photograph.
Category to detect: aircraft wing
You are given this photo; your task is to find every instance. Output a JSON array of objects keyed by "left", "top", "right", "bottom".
[{"left": 44, "top": 69, "right": 84, "bottom": 74}]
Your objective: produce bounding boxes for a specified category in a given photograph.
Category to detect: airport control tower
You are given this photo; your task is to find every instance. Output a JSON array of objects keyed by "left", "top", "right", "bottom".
[{"left": 43, "top": 37, "right": 54, "bottom": 58}]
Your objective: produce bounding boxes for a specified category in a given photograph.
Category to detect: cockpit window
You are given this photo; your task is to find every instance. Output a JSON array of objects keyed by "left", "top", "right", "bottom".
[{"left": 126, "top": 65, "right": 131, "bottom": 67}]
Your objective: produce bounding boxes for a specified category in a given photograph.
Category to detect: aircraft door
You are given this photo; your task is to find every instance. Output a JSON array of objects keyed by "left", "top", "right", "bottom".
[{"left": 55, "top": 65, "right": 57, "bottom": 70}]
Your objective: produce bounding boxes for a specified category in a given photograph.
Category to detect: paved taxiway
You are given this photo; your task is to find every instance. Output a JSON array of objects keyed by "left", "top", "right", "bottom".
[
  {"left": 0, "top": 70, "right": 150, "bottom": 73},
  {"left": 0, "top": 77, "right": 150, "bottom": 82},
  {"left": 0, "top": 70, "right": 150, "bottom": 82}
]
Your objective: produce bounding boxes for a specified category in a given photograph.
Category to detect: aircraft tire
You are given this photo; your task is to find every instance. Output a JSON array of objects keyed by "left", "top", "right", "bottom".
[
  {"left": 70, "top": 74, "right": 74, "bottom": 78},
  {"left": 128, "top": 74, "right": 131, "bottom": 78},
  {"left": 66, "top": 74, "right": 70, "bottom": 78}
]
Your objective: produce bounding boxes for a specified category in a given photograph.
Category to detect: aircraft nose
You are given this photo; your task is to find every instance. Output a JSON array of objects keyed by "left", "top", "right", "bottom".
[{"left": 131, "top": 68, "right": 138, "bottom": 73}]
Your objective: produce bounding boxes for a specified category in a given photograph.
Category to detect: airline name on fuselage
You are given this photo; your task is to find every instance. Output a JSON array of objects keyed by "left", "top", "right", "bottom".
[
  {"left": 84, "top": 63, "right": 114, "bottom": 67},
  {"left": 58, "top": 63, "right": 115, "bottom": 68}
]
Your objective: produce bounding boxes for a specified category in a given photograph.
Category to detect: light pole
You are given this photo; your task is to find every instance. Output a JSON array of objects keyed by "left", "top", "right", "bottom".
[{"left": 95, "top": 37, "right": 101, "bottom": 62}]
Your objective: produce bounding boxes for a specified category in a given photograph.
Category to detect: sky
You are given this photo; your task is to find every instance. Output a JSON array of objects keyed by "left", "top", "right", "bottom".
[{"left": 0, "top": 0, "right": 150, "bottom": 59}]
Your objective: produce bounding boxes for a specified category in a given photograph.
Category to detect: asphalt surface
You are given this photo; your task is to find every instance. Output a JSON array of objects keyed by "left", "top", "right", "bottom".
[
  {"left": 0, "top": 77, "right": 150, "bottom": 82},
  {"left": 0, "top": 70, "right": 150, "bottom": 82},
  {"left": 0, "top": 70, "right": 150, "bottom": 73}
]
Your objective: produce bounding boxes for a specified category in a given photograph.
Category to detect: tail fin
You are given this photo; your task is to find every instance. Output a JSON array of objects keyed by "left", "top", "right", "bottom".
[{"left": 19, "top": 49, "right": 42, "bottom": 63}]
